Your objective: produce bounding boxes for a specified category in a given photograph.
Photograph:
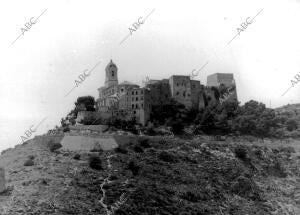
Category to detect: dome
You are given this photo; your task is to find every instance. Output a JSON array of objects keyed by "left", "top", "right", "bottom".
[
  {"left": 119, "top": 81, "right": 137, "bottom": 86},
  {"left": 105, "top": 59, "right": 117, "bottom": 71}
]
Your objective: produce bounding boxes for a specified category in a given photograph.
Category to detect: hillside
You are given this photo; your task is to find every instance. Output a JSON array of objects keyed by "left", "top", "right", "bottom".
[
  {"left": 1, "top": 135, "right": 300, "bottom": 214},
  {"left": 276, "top": 103, "right": 300, "bottom": 115}
]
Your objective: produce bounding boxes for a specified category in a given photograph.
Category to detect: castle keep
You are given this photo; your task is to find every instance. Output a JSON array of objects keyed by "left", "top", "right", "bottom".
[{"left": 78, "top": 60, "right": 237, "bottom": 125}]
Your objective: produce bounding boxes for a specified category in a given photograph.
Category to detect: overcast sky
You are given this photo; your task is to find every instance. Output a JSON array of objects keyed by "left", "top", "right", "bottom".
[{"left": 0, "top": 0, "right": 300, "bottom": 151}]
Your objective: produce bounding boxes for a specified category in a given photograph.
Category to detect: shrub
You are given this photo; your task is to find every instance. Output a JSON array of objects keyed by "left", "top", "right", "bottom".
[
  {"left": 254, "top": 149, "right": 263, "bottom": 159},
  {"left": 145, "top": 125, "right": 156, "bottom": 136},
  {"left": 47, "top": 140, "right": 62, "bottom": 152},
  {"left": 230, "top": 176, "right": 261, "bottom": 200},
  {"left": 88, "top": 155, "right": 102, "bottom": 170},
  {"left": 158, "top": 139, "right": 167, "bottom": 145},
  {"left": 109, "top": 175, "right": 118, "bottom": 181},
  {"left": 158, "top": 151, "right": 178, "bottom": 163},
  {"left": 138, "top": 138, "right": 150, "bottom": 148},
  {"left": 128, "top": 161, "right": 139, "bottom": 176},
  {"left": 90, "top": 148, "right": 104, "bottom": 153},
  {"left": 133, "top": 146, "right": 144, "bottom": 153},
  {"left": 63, "top": 127, "right": 70, "bottom": 132},
  {"left": 286, "top": 119, "right": 298, "bottom": 131},
  {"left": 234, "top": 146, "right": 247, "bottom": 160},
  {"left": 28, "top": 155, "right": 35, "bottom": 160},
  {"left": 24, "top": 159, "right": 34, "bottom": 166},
  {"left": 278, "top": 146, "right": 296, "bottom": 154},
  {"left": 114, "top": 146, "right": 128, "bottom": 154},
  {"left": 73, "top": 153, "right": 81, "bottom": 160},
  {"left": 170, "top": 120, "right": 184, "bottom": 135},
  {"left": 181, "top": 191, "right": 201, "bottom": 202}
]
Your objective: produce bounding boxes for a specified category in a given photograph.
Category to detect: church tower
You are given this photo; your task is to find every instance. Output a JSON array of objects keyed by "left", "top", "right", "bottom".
[{"left": 105, "top": 59, "right": 118, "bottom": 87}]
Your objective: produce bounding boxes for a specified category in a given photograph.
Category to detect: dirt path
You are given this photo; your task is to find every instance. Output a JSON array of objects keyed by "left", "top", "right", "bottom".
[{"left": 99, "top": 155, "right": 114, "bottom": 214}]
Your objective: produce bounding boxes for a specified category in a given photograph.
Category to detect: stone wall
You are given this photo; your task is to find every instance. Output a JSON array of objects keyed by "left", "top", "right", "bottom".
[
  {"left": 207, "top": 73, "right": 235, "bottom": 87},
  {"left": 169, "top": 76, "right": 192, "bottom": 108}
]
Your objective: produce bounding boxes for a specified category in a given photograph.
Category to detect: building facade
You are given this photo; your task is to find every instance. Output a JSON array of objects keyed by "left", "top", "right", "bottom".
[{"left": 78, "top": 60, "right": 237, "bottom": 126}]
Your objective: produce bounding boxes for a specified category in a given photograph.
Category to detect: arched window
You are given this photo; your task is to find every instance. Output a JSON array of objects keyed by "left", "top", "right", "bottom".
[{"left": 111, "top": 71, "right": 114, "bottom": 77}]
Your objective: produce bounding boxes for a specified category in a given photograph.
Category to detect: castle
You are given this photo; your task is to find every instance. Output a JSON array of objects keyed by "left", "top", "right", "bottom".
[{"left": 77, "top": 60, "right": 238, "bottom": 125}]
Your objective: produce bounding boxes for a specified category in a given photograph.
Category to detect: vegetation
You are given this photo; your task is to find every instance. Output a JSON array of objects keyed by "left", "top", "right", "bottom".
[
  {"left": 62, "top": 85, "right": 299, "bottom": 140},
  {"left": 24, "top": 159, "right": 34, "bottom": 166},
  {"left": 88, "top": 155, "right": 102, "bottom": 170},
  {"left": 73, "top": 153, "right": 81, "bottom": 160},
  {"left": 75, "top": 96, "right": 96, "bottom": 112},
  {"left": 47, "top": 140, "right": 63, "bottom": 152}
]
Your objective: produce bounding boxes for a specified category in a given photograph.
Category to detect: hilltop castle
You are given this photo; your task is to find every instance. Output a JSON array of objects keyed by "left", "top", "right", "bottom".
[{"left": 77, "top": 60, "right": 238, "bottom": 125}]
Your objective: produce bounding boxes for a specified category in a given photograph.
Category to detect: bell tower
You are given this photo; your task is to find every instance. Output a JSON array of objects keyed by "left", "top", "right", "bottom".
[{"left": 105, "top": 59, "right": 118, "bottom": 87}]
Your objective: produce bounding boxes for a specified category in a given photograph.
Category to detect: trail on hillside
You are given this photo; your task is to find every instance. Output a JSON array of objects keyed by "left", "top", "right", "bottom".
[
  {"left": 99, "top": 155, "right": 113, "bottom": 213},
  {"left": 99, "top": 154, "right": 129, "bottom": 215}
]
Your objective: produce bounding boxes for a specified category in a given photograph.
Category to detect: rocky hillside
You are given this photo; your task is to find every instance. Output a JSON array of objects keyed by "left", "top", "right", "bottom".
[{"left": 0, "top": 135, "right": 300, "bottom": 215}]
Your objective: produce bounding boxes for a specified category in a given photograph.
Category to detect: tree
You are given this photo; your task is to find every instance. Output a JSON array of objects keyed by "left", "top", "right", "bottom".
[
  {"left": 170, "top": 119, "right": 184, "bottom": 135},
  {"left": 231, "top": 100, "right": 278, "bottom": 138},
  {"left": 75, "top": 96, "right": 96, "bottom": 111},
  {"left": 286, "top": 119, "right": 298, "bottom": 131},
  {"left": 150, "top": 99, "right": 185, "bottom": 125}
]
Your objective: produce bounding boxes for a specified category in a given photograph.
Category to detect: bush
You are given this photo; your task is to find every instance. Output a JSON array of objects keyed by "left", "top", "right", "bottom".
[
  {"left": 278, "top": 146, "right": 296, "bottom": 154},
  {"left": 230, "top": 176, "right": 261, "bottom": 200},
  {"left": 145, "top": 124, "right": 156, "bottom": 136},
  {"left": 138, "top": 138, "right": 150, "bottom": 148},
  {"left": 28, "top": 155, "right": 35, "bottom": 160},
  {"left": 24, "top": 159, "right": 34, "bottom": 166},
  {"left": 47, "top": 140, "right": 62, "bottom": 152},
  {"left": 73, "top": 153, "right": 81, "bottom": 160},
  {"left": 158, "top": 151, "right": 178, "bottom": 163},
  {"left": 170, "top": 120, "right": 184, "bottom": 135},
  {"left": 286, "top": 119, "right": 298, "bottom": 131},
  {"left": 133, "top": 146, "right": 144, "bottom": 153},
  {"left": 63, "top": 127, "right": 70, "bottom": 132},
  {"left": 128, "top": 161, "right": 139, "bottom": 176},
  {"left": 114, "top": 146, "right": 128, "bottom": 154},
  {"left": 90, "top": 148, "right": 103, "bottom": 153},
  {"left": 234, "top": 146, "right": 247, "bottom": 160},
  {"left": 89, "top": 155, "right": 102, "bottom": 170},
  {"left": 158, "top": 139, "right": 167, "bottom": 145},
  {"left": 181, "top": 191, "right": 201, "bottom": 202}
]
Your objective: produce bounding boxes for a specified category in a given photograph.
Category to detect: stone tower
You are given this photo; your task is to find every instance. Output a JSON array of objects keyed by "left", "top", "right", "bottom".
[{"left": 105, "top": 59, "right": 118, "bottom": 87}]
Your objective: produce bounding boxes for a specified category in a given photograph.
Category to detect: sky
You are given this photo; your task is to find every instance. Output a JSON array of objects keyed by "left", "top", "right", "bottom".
[{"left": 0, "top": 0, "right": 300, "bottom": 152}]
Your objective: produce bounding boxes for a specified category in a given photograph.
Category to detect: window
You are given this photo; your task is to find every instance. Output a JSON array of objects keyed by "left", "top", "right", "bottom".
[
  {"left": 133, "top": 110, "right": 136, "bottom": 114},
  {"left": 176, "top": 91, "right": 179, "bottom": 95},
  {"left": 132, "top": 92, "right": 134, "bottom": 95},
  {"left": 136, "top": 91, "right": 138, "bottom": 95},
  {"left": 132, "top": 104, "right": 134, "bottom": 109},
  {"left": 136, "top": 97, "right": 138, "bottom": 101},
  {"left": 111, "top": 71, "right": 114, "bottom": 77},
  {"left": 141, "top": 97, "right": 143, "bottom": 101},
  {"left": 136, "top": 104, "right": 138, "bottom": 109},
  {"left": 141, "top": 90, "right": 143, "bottom": 94},
  {"left": 121, "top": 88, "right": 124, "bottom": 92},
  {"left": 183, "top": 91, "right": 186, "bottom": 97},
  {"left": 141, "top": 103, "right": 144, "bottom": 108}
]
